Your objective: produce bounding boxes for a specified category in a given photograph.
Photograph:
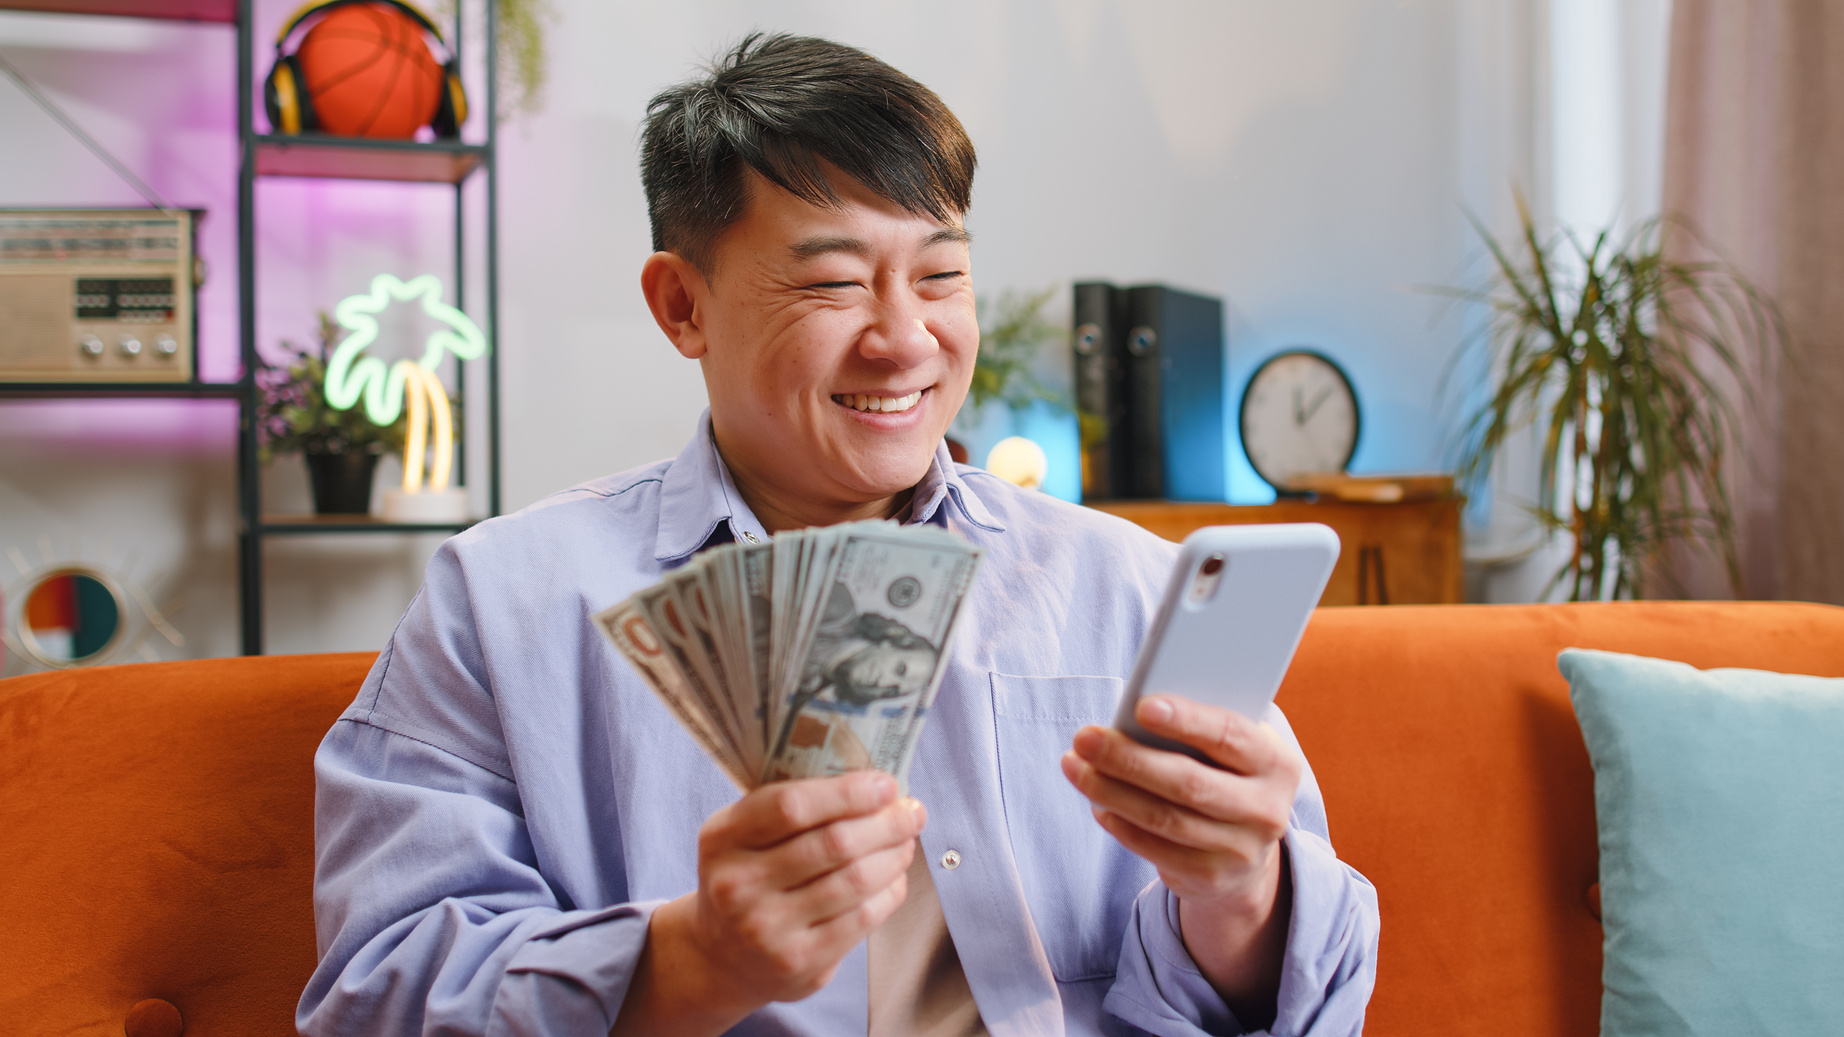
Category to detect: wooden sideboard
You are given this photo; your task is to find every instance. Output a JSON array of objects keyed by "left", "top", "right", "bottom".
[{"left": 1089, "top": 499, "right": 1464, "bottom": 606}]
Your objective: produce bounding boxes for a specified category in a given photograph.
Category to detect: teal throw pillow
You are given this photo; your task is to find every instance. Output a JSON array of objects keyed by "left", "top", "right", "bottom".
[{"left": 1559, "top": 648, "right": 1844, "bottom": 1037}]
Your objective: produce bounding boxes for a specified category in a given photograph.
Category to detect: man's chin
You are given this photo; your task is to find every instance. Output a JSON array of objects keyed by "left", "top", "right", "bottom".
[{"left": 834, "top": 448, "right": 940, "bottom": 506}]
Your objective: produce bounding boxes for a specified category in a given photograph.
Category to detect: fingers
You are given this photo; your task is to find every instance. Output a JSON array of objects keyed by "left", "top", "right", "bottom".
[
  {"left": 686, "top": 772, "right": 923, "bottom": 1010},
  {"left": 811, "top": 864, "right": 910, "bottom": 941},
  {"left": 1063, "top": 742, "right": 1279, "bottom": 851},
  {"left": 1089, "top": 805, "right": 1230, "bottom": 876},
  {"left": 714, "top": 771, "right": 902, "bottom": 850},
  {"left": 787, "top": 837, "right": 916, "bottom": 924},
  {"left": 1133, "top": 696, "right": 1284, "bottom": 775},
  {"left": 763, "top": 797, "right": 925, "bottom": 890},
  {"left": 699, "top": 861, "right": 911, "bottom": 1006},
  {"left": 1070, "top": 720, "right": 1296, "bottom": 820},
  {"left": 1090, "top": 807, "right": 1281, "bottom": 902},
  {"left": 1063, "top": 708, "right": 1301, "bottom": 857},
  {"left": 1070, "top": 725, "right": 1251, "bottom": 823},
  {"left": 768, "top": 866, "right": 911, "bottom": 997},
  {"left": 699, "top": 785, "right": 922, "bottom": 925}
]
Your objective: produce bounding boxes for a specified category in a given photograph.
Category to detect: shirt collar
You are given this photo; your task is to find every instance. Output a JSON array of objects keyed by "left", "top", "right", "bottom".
[
  {"left": 654, "top": 412, "right": 1005, "bottom": 563},
  {"left": 654, "top": 411, "right": 769, "bottom": 562},
  {"left": 908, "top": 439, "right": 1005, "bottom": 533}
]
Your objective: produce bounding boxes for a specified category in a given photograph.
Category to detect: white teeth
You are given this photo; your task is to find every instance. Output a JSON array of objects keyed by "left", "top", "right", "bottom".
[{"left": 833, "top": 391, "right": 922, "bottom": 414}]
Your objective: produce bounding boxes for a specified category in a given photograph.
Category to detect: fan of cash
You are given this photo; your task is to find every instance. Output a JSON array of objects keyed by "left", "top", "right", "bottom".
[{"left": 596, "top": 521, "right": 984, "bottom": 790}]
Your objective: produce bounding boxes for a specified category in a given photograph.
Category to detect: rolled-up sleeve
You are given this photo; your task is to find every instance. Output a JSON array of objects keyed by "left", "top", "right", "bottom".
[{"left": 1102, "top": 711, "right": 1380, "bottom": 1036}]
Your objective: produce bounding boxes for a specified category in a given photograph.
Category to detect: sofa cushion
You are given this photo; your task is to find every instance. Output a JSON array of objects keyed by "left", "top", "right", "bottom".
[
  {"left": 1560, "top": 648, "right": 1844, "bottom": 1037},
  {"left": 1277, "top": 601, "right": 1844, "bottom": 1037}
]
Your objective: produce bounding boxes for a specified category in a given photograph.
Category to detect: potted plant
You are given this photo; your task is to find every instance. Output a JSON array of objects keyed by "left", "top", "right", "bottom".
[
  {"left": 495, "top": 0, "right": 550, "bottom": 120},
  {"left": 1448, "top": 196, "right": 1785, "bottom": 600},
  {"left": 258, "top": 312, "right": 406, "bottom": 515},
  {"left": 434, "top": 0, "right": 552, "bottom": 121},
  {"left": 949, "top": 286, "right": 1067, "bottom": 463}
]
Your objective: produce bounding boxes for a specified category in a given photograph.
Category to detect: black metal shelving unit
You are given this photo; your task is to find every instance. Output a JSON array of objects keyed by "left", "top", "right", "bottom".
[{"left": 0, "top": 0, "right": 501, "bottom": 655}]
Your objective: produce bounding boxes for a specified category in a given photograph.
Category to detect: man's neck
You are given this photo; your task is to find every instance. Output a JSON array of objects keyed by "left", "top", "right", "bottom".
[{"left": 717, "top": 442, "right": 916, "bottom": 534}]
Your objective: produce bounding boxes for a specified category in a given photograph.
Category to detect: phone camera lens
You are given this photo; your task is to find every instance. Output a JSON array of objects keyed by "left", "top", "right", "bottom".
[{"left": 1200, "top": 555, "right": 1224, "bottom": 576}]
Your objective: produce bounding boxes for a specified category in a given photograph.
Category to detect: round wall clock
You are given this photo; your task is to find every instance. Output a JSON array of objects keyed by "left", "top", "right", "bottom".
[{"left": 1239, "top": 349, "right": 1361, "bottom": 491}]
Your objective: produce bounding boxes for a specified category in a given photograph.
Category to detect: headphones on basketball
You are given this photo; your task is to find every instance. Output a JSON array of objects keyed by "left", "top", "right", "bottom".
[{"left": 263, "top": 0, "right": 468, "bottom": 138}]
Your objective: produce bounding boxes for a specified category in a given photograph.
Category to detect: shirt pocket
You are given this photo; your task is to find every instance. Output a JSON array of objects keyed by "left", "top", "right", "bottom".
[{"left": 989, "top": 672, "right": 1157, "bottom": 984}]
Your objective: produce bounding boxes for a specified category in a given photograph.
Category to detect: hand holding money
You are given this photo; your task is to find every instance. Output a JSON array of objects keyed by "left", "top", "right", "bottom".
[
  {"left": 602, "top": 524, "right": 980, "bottom": 1032},
  {"left": 612, "top": 771, "right": 925, "bottom": 1035},
  {"left": 596, "top": 520, "right": 984, "bottom": 790}
]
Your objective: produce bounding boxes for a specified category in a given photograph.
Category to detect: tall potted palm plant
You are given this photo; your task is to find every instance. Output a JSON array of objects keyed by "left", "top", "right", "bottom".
[{"left": 1449, "top": 197, "right": 1785, "bottom": 600}]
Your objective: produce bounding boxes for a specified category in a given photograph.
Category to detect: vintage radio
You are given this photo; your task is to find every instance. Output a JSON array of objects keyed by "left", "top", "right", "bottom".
[{"left": 0, "top": 208, "right": 199, "bottom": 383}]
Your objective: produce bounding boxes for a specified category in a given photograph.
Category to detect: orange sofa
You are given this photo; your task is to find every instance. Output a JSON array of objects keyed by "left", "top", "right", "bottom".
[{"left": 4, "top": 602, "right": 1843, "bottom": 1036}]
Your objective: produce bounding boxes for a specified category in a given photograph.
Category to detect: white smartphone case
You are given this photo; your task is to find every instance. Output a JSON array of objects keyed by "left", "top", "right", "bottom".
[{"left": 1112, "top": 523, "right": 1340, "bottom": 762}]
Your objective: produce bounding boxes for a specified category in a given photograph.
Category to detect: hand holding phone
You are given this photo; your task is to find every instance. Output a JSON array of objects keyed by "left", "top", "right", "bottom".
[{"left": 1112, "top": 524, "right": 1339, "bottom": 764}]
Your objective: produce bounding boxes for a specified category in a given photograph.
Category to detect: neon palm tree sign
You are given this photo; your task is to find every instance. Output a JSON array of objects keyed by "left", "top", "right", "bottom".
[{"left": 325, "top": 274, "right": 487, "bottom": 499}]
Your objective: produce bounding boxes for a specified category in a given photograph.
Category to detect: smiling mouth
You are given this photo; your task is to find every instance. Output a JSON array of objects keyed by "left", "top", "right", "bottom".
[{"left": 832, "top": 390, "right": 924, "bottom": 414}]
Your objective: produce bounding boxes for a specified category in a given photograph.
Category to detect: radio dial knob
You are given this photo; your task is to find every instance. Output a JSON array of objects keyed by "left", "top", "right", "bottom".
[
  {"left": 79, "top": 335, "right": 105, "bottom": 357},
  {"left": 154, "top": 334, "right": 179, "bottom": 357},
  {"left": 118, "top": 335, "right": 143, "bottom": 357}
]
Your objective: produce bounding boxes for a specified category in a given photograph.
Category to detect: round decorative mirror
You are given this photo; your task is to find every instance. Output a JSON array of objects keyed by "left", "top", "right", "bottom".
[{"left": 16, "top": 567, "right": 126, "bottom": 668}]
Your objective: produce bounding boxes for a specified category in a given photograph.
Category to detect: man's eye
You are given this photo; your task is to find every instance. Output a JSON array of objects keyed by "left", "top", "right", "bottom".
[
  {"left": 922, "top": 271, "right": 964, "bottom": 282},
  {"left": 809, "top": 280, "right": 859, "bottom": 290}
]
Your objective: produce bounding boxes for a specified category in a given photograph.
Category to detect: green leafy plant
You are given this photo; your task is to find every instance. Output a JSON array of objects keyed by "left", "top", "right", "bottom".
[
  {"left": 435, "top": 0, "right": 552, "bottom": 121},
  {"left": 493, "top": 0, "right": 551, "bottom": 120},
  {"left": 964, "top": 286, "right": 1068, "bottom": 417},
  {"left": 257, "top": 312, "right": 406, "bottom": 463},
  {"left": 1446, "top": 197, "right": 1784, "bottom": 600}
]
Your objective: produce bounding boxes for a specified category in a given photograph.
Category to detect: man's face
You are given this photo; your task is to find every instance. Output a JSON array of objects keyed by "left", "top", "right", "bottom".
[{"left": 689, "top": 169, "right": 977, "bottom": 514}]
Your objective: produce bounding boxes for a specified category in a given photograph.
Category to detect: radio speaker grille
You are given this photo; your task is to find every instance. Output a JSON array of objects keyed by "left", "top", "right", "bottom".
[{"left": 0, "top": 209, "right": 197, "bottom": 383}]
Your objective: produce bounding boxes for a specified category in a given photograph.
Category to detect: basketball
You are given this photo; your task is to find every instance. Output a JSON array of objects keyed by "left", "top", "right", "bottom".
[{"left": 296, "top": 3, "right": 443, "bottom": 138}]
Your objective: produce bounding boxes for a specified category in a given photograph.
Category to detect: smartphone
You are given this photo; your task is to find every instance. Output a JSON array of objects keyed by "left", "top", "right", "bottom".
[{"left": 1112, "top": 523, "right": 1340, "bottom": 764}]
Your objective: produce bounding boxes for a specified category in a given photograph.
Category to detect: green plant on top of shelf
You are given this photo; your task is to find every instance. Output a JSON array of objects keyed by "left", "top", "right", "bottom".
[
  {"left": 257, "top": 311, "right": 406, "bottom": 464},
  {"left": 962, "top": 286, "right": 1068, "bottom": 421}
]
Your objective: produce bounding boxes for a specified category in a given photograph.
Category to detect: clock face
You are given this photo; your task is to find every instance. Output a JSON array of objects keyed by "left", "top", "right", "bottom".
[{"left": 1239, "top": 350, "right": 1360, "bottom": 489}]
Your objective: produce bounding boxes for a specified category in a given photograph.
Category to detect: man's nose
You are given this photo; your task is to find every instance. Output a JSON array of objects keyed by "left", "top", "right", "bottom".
[{"left": 858, "top": 287, "right": 938, "bottom": 368}]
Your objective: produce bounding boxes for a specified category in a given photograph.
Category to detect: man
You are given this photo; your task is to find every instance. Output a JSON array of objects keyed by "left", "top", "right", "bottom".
[{"left": 299, "top": 33, "right": 1377, "bottom": 1037}]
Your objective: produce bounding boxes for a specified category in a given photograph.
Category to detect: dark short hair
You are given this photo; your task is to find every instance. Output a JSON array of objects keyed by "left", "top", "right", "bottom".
[{"left": 639, "top": 33, "right": 977, "bottom": 272}]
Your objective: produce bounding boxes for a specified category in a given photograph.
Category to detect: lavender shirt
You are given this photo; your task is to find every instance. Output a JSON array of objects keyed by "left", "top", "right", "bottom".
[{"left": 298, "top": 414, "right": 1378, "bottom": 1037}]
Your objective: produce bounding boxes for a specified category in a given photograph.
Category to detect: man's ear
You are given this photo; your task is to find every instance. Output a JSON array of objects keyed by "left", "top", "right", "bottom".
[{"left": 640, "top": 251, "right": 711, "bottom": 360}]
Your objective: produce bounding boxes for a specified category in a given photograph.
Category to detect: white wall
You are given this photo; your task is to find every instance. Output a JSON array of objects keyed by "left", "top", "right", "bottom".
[
  {"left": 1, "top": 0, "right": 1658, "bottom": 672},
  {"left": 509, "top": 0, "right": 1537, "bottom": 505}
]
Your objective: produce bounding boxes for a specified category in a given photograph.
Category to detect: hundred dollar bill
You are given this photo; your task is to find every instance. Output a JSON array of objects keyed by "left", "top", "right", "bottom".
[
  {"left": 738, "top": 542, "right": 776, "bottom": 751},
  {"left": 632, "top": 583, "right": 750, "bottom": 769},
  {"left": 769, "top": 531, "right": 812, "bottom": 707},
  {"left": 701, "top": 550, "right": 757, "bottom": 748},
  {"left": 595, "top": 599, "right": 751, "bottom": 788},
  {"left": 762, "top": 524, "right": 983, "bottom": 789},
  {"left": 667, "top": 568, "right": 763, "bottom": 778}
]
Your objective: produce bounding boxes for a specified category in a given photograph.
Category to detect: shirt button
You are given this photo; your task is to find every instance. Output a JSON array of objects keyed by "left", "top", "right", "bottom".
[{"left": 940, "top": 849, "right": 962, "bottom": 870}]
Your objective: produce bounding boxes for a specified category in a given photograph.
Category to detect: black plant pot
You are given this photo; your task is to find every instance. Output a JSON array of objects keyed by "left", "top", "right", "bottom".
[{"left": 305, "top": 450, "right": 380, "bottom": 515}]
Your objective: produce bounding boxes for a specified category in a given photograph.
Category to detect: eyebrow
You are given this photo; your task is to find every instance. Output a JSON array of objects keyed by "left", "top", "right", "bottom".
[
  {"left": 788, "top": 236, "right": 870, "bottom": 261},
  {"left": 786, "top": 225, "right": 972, "bottom": 261},
  {"left": 923, "top": 226, "right": 972, "bottom": 249}
]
